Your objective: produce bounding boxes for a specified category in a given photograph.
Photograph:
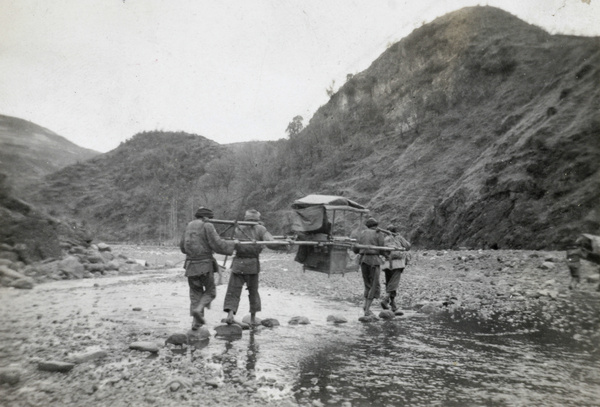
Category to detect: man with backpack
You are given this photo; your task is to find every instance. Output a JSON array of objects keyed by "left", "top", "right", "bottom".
[
  {"left": 381, "top": 225, "right": 411, "bottom": 313},
  {"left": 180, "top": 206, "right": 238, "bottom": 330}
]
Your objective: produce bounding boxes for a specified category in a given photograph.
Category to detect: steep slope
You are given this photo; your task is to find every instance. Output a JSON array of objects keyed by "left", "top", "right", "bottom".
[
  {"left": 25, "top": 131, "right": 226, "bottom": 242},
  {"left": 0, "top": 114, "right": 99, "bottom": 192},
  {"left": 273, "top": 6, "right": 599, "bottom": 249}
]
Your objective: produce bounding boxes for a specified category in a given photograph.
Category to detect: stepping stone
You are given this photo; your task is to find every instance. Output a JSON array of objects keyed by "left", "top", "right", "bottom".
[
  {"left": 129, "top": 341, "right": 159, "bottom": 353},
  {"left": 164, "top": 333, "right": 188, "bottom": 347},
  {"left": 379, "top": 310, "right": 395, "bottom": 320},
  {"left": 215, "top": 324, "right": 243, "bottom": 338},
  {"left": 326, "top": 315, "right": 348, "bottom": 324},
  {"left": 358, "top": 315, "right": 379, "bottom": 323},
  {"left": 242, "top": 315, "right": 262, "bottom": 326},
  {"left": 288, "top": 316, "right": 310, "bottom": 325},
  {"left": 261, "top": 318, "right": 280, "bottom": 327},
  {"left": 187, "top": 328, "right": 210, "bottom": 347}
]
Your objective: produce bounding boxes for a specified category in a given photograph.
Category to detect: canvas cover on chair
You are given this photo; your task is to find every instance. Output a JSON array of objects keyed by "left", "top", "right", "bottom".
[{"left": 292, "top": 206, "right": 327, "bottom": 233}]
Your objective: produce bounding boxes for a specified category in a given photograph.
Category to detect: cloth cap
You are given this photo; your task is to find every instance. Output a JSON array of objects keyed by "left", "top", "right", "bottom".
[
  {"left": 244, "top": 209, "right": 261, "bottom": 221},
  {"left": 195, "top": 206, "right": 214, "bottom": 219},
  {"left": 365, "top": 217, "right": 378, "bottom": 228}
]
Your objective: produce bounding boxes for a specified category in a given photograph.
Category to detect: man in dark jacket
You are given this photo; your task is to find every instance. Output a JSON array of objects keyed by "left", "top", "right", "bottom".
[
  {"left": 180, "top": 206, "right": 237, "bottom": 330},
  {"left": 353, "top": 217, "right": 386, "bottom": 317},
  {"left": 223, "top": 209, "right": 285, "bottom": 326}
]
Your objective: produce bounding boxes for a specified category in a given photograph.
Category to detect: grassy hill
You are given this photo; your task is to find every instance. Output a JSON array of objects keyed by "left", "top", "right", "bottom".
[
  {"left": 21, "top": 6, "right": 600, "bottom": 249},
  {"left": 0, "top": 114, "right": 99, "bottom": 193}
]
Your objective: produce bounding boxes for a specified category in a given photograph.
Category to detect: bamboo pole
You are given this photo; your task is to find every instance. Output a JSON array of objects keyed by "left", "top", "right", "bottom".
[{"left": 231, "top": 240, "right": 406, "bottom": 251}]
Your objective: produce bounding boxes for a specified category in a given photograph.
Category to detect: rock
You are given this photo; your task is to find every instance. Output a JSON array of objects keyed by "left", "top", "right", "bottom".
[
  {"left": 134, "top": 259, "right": 148, "bottom": 267},
  {"left": 0, "top": 259, "right": 14, "bottom": 268},
  {"left": 326, "top": 315, "right": 348, "bottom": 324},
  {"left": 288, "top": 316, "right": 310, "bottom": 325},
  {"left": 358, "top": 314, "right": 379, "bottom": 323},
  {"left": 165, "top": 260, "right": 177, "bottom": 268},
  {"left": 0, "top": 367, "right": 21, "bottom": 385},
  {"left": 68, "top": 350, "right": 108, "bottom": 364},
  {"left": 8, "top": 277, "right": 34, "bottom": 289},
  {"left": 97, "top": 243, "right": 111, "bottom": 252},
  {"left": 394, "top": 310, "right": 404, "bottom": 316},
  {"left": 86, "top": 254, "right": 106, "bottom": 264},
  {"left": 105, "top": 260, "right": 120, "bottom": 271},
  {"left": 164, "top": 333, "right": 188, "bottom": 347},
  {"left": 379, "top": 310, "right": 395, "bottom": 320},
  {"left": 539, "top": 262, "right": 555, "bottom": 270},
  {"left": 58, "top": 255, "right": 85, "bottom": 279},
  {"left": 187, "top": 327, "right": 210, "bottom": 347},
  {"left": 205, "top": 378, "right": 223, "bottom": 388},
  {"left": 85, "top": 263, "right": 106, "bottom": 273},
  {"left": 261, "top": 318, "right": 280, "bottom": 327},
  {"left": 38, "top": 360, "right": 75, "bottom": 373},
  {"left": 0, "top": 251, "right": 19, "bottom": 263},
  {"left": 242, "top": 315, "right": 262, "bottom": 326},
  {"left": 129, "top": 341, "right": 159, "bottom": 353},
  {"left": 0, "top": 264, "right": 26, "bottom": 280},
  {"left": 215, "top": 324, "right": 243, "bottom": 338},
  {"left": 542, "top": 279, "right": 556, "bottom": 287},
  {"left": 100, "top": 251, "right": 115, "bottom": 262},
  {"left": 417, "top": 302, "right": 439, "bottom": 314},
  {"left": 587, "top": 274, "right": 600, "bottom": 283}
]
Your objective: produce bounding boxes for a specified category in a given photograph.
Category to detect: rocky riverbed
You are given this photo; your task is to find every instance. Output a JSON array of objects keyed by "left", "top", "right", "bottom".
[{"left": 0, "top": 246, "right": 599, "bottom": 406}]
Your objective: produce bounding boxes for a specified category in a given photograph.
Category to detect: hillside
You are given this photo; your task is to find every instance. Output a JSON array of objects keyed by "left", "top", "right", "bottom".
[
  {"left": 24, "top": 131, "right": 228, "bottom": 242},
  {"left": 0, "top": 114, "right": 99, "bottom": 192},
  {"left": 264, "top": 6, "right": 600, "bottom": 249},
  {"left": 22, "top": 6, "right": 600, "bottom": 249}
]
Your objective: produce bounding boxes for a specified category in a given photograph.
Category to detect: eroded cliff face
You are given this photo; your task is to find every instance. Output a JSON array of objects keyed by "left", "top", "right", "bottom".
[{"left": 298, "top": 6, "right": 600, "bottom": 249}]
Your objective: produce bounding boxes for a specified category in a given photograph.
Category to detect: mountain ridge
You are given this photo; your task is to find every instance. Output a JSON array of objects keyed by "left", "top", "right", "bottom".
[{"left": 11, "top": 6, "right": 600, "bottom": 249}]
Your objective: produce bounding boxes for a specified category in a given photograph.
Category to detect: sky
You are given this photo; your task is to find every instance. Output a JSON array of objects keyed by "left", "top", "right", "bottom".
[{"left": 1, "top": 0, "right": 599, "bottom": 153}]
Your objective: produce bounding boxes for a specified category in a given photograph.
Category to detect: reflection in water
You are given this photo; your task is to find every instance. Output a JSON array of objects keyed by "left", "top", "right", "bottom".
[{"left": 292, "top": 315, "right": 600, "bottom": 407}]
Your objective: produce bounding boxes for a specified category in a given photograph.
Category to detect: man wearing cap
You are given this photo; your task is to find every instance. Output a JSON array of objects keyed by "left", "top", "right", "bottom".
[
  {"left": 180, "top": 206, "right": 238, "bottom": 330},
  {"left": 223, "top": 209, "right": 284, "bottom": 326},
  {"left": 381, "top": 225, "right": 411, "bottom": 313},
  {"left": 353, "top": 217, "right": 386, "bottom": 317}
]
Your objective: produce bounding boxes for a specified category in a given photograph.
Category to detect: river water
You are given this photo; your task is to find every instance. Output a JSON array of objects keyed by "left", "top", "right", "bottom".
[{"left": 17, "top": 270, "right": 600, "bottom": 406}]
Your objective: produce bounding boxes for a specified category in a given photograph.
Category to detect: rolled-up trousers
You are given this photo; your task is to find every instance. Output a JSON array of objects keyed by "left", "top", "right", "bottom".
[{"left": 188, "top": 272, "right": 216, "bottom": 316}]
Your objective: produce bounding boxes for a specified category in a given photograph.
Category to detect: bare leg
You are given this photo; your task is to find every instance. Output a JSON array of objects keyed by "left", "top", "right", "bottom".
[
  {"left": 192, "top": 306, "right": 205, "bottom": 326},
  {"left": 364, "top": 299, "right": 374, "bottom": 316},
  {"left": 250, "top": 312, "right": 258, "bottom": 326},
  {"left": 225, "top": 310, "right": 236, "bottom": 325}
]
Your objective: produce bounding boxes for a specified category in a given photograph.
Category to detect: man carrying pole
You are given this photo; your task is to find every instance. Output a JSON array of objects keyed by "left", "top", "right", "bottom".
[
  {"left": 223, "top": 209, "right": 287, "bottom": 326},
  {"left": 352, "top": 217, "right": 386, "bottom": 317},
  {"left": 180, "top": 206, "right": 238, "bottom": 330}
]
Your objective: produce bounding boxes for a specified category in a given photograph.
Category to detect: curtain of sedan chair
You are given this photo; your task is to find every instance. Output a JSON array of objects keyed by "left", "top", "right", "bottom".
[{"left": 291, "top": 206, "right": 327, "bottom": 233}]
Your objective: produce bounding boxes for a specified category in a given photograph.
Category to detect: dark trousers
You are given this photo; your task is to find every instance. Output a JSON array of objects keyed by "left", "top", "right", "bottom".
[
  {"left": 188, "top": 273, "right": 216, "bottom": 316},
  {"left": 360, "top": 263, "right": 381, "bottom": 300},
  {"left": 223, "top": 273, "right": 261, "bottom": 314},
  {"left": 384, "top": 268, "right": 404, "bottom": 298}
]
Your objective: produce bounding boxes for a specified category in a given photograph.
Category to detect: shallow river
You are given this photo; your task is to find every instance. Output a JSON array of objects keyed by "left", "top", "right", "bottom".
[{"left": 17, "top": 270, "right": 600, "bottom": 407}]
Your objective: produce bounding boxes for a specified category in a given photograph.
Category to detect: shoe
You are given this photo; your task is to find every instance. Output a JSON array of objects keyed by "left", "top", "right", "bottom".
[{"left": 380, "top": 296, "right": 390, "bottom": 310}]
